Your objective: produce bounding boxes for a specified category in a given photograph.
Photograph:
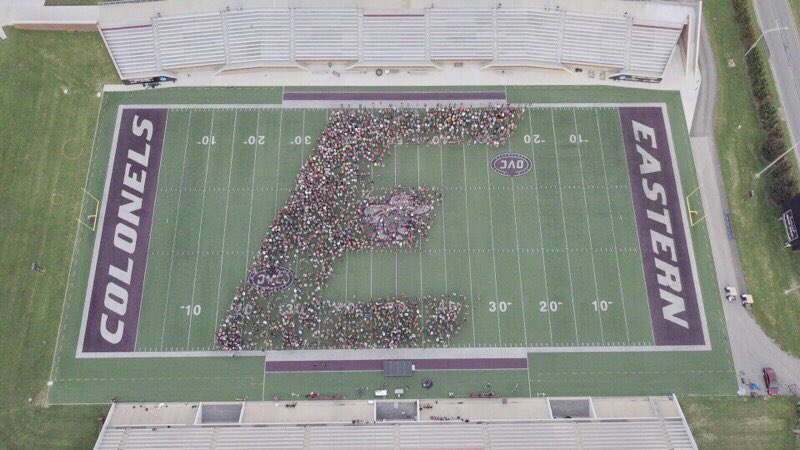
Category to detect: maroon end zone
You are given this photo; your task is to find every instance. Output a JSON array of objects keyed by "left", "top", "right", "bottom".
[
  {"left": 619, "top": 106, "right": 704, "bottom": 346},
  {"left": 80, "top": 108, "right": 168, "bottom": 353}
]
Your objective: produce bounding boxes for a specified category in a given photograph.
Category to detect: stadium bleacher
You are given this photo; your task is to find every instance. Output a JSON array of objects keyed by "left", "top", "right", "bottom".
[{"left": 100, "top": 5, "right": 688, "bottom": 79}]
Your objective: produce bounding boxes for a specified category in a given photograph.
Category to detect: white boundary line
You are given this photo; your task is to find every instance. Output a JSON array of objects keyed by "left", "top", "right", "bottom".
[
  {"left": 72, "top": 101, "right": 712, "bottom": 359},
  {"left": 660, "top": 104, "right": 711, "bottom": 348},
  {"left": 117, "top": 102, "right": 671, "bottom": 110},
  {"left": 75, "top": 105, "right": 126, "bottom": 356},
  {"left": 595, "top": 109, "right": 632, "bottom": 343},
  {"left": 75, "top": 341, "right": 711, "bottom": 359},
  {"left": 571, "top": 109, "right": 605, "bottom": 344}
]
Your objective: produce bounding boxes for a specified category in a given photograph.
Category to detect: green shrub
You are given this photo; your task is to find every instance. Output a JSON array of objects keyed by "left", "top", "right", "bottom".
[{"left": 767, "top": 173, "right": 798, "bottom": 204}]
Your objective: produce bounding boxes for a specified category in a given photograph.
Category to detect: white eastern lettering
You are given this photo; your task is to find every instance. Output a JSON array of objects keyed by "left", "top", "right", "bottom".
[
  {"left": 109, "top": 257, "right": 134, "bottom": 285},
  {"left": 113, "top": 222, "right": 137, "bottom": 254},
  {"left": 659, "top": 289, "right": 689, "bottom": 329},
  {"left": 104, "top": 281, "right": 128, "bottom": 316},
  {"left": 632, "top": 120, "right": 657, "bottom": 148},
  {"left": 100, "top": 314, "right": 124, "bottom": 344},
  {"left": 650, "top": 229, "right": 677, "bottom": 262},
  {"left": 131, "top": 115, "right": 153, "bottom": 141},
  {"left": 123, "top": 163, "right": 146, "bottom": 194}
]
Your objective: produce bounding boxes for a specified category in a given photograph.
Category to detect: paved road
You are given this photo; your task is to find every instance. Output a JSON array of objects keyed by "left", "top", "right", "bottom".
[
  {"left": 693, "top": 17, "right": 800, "bottom": 395},
  {"left": 753, "top": 0, "right": 800, "bottom": 159}
]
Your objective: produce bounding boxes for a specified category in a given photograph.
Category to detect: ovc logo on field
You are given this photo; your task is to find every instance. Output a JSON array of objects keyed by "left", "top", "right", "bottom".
[
  {"left": 490, "top": 153, "right": 533, "bottom": 177},
  {"left": 247, "top": 265, "right": 295, "bottom": 293}
]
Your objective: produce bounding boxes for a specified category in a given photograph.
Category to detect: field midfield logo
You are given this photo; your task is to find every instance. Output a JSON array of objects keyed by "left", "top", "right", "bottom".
[
  {"left": 247, "top": 265, "right": 295, "bottom": 293},
  {"left": 490, "top": 152, "right": 532, "bottom": 177}
]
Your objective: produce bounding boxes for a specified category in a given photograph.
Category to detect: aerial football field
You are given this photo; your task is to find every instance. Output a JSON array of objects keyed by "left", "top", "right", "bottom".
[{"left": 47, "top": 86, "right": 737, "bottom": 404}]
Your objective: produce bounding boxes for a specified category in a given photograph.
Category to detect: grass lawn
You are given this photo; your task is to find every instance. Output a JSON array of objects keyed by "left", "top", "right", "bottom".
[
  {"left": 682, "top": 396, "right": 799, "bottom": 449},
  {"left": 704, "top": 0, "right": 800, "bottom": 357},
  {"left": 0, "top": 27, "right": 116, "bottom": 447}
]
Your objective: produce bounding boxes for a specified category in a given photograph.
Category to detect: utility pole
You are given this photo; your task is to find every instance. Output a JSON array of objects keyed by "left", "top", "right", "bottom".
[
  {"left": 755, "top": 139, "right": 800, "bottom": 178},
  {"left": 745, "top": 27, "right": 788, "bottom": 56}
]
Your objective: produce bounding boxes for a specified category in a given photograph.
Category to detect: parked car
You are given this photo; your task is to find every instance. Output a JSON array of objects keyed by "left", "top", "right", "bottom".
[{"left": 763, "top": 367, "right": 779, "bottom": 395}]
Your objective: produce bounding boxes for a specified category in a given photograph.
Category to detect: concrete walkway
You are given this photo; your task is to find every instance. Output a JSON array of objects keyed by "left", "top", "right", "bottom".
[
  {"left": 692, "top": 19, "right": 800, "bottom": 395},
  {"left": 0, "top": 0, "right": 97, "bottom": 30}
]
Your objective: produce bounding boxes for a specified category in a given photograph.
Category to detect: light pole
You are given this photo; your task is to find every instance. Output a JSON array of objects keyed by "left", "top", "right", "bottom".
[
  {"left": 745, "top": 26, "right": 788, "bottom": 56},
  {"left": 754, "top": 139, "right": 800, "bottom": 178}
]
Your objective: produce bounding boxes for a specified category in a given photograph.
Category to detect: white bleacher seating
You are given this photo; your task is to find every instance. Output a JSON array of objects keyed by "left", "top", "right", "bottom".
[
  {"left": 361, "top": 13, "right": 427, "bottom": 64},
  {"left": 100, "top": 6, "right": 686, "bottom": 79},
  {"left": 155, "top": 11, "right": 226, "bottom": 69},
  {"left": 293, "top": 9, "right": 359, "bottom": 61},
  {"left": 561, "top": 12, "right": 629, "bottom": 68},
  {"left": 224, "top": 9, "right": 292, "bottom": 66},
  {"left": 429, "top": 9, "right": 494, "bottom": 60}
]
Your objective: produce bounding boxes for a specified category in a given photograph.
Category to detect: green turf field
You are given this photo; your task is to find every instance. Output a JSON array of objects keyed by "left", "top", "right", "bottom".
[
  {"left": 47, "top": 86, "right": 736, "bottom": 404},
  {"left": 122, "top": 104, "right": 656, "bottom": 352}
]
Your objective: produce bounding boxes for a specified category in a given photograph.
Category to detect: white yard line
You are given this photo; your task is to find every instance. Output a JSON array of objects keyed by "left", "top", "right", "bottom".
[
  {"left": 595, "top": 109, "right": 631, "bottom": 343},
  {"left": 550, "top": 110, "right": 580, "bottom": 344},
  {"left": 187, "top": 110, "right": 216, "bottom": 347},
  {"left": 509, "top": 173, "right": 530, "bottom": 346},
  {"left": 369, "top": 165, "right": 375, "bottom": 298},
  {"left": 417, "top": 145, "right": 423, "bottom": 298},
  {"left": 159, "top": 111, "right": 193, "bottom": 350},
  {"left": 438, "top": 143, "right": 449, "bottom": 293},
  {"left": 394, "top": 141, "right": 399, "bottom": 298},
  {"left": 483, "top": 145, "right": 503, "bottom": 345},
  {"left": 212, "top": 110, "right": 238, "bottom": 343},
  {"left": 572, "top": 109, "right": 605, "bottom": 344},
  {"left": 273, "top": 109, "right": 284, "bottom": 215},
  {"left": 616, "top": 109, "right": 657, "bottom": 346},
  {"left": 527, "top": 111, "right": 553, "bottom": 343},
  {"left": 461, "top": 144, "right": 477, "bottom": 346},
  {"left": 244, "top": 110, "right": 262, "bottom": 269}
]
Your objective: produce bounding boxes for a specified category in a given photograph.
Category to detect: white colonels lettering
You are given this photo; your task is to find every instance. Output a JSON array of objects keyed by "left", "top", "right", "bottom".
[
  {"left": 100, "top": 115, "right": 153, "bottom": 344},
  {"left": 631, "top": 120, "right": 688, "bottom": 329}
]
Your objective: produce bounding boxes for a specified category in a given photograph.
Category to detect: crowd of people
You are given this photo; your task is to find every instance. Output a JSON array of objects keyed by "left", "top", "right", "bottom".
[{"left": 216, "top": 105, "right": 521, "bottom": 351}]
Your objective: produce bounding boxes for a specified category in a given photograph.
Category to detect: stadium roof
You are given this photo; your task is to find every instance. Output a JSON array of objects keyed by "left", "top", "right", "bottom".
[
  {"left": 97, "top": 0, "right": 698, "bottom": 80},
  {"left": 94, "top": 395, "right": 698, "bottom": 449}
]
